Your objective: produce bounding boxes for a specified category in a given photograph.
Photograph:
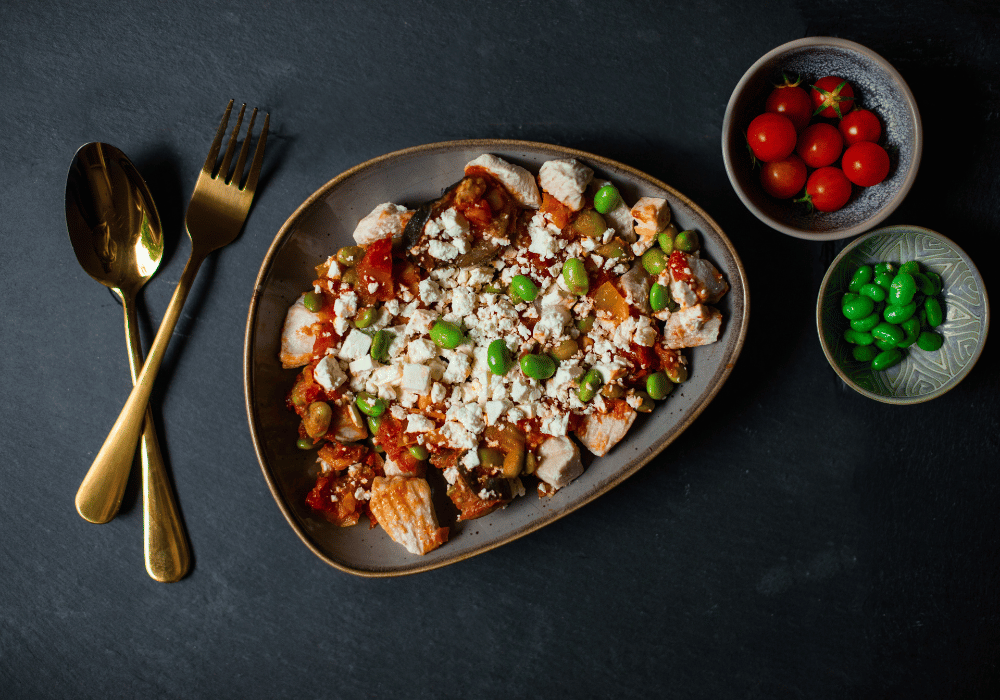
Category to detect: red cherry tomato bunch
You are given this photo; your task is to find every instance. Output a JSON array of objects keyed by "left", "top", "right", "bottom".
[{"left": 746, "top": 74, "right": 891, "bottom": 212}]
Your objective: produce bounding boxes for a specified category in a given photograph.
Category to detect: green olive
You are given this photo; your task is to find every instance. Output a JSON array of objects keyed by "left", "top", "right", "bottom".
[
  {"left": 510, "top": 275, "right": 539, "bottom": 302},
  {"left": 487, "top": 339, "right": 514, "bottom": 375},
  {"left": 593, "top": 184, "right": 620, "bottom": 214},
  {"left": 409, "top": 445, "right": 430, "bottom": 461},
  {"left": 519, "top": 353, "right": 556, "bottom": 380},
  {"left": 550, "top": 339, "right": 579, "bottom": 361},
  {"left": 430, "top": 320, "right": 464, "bottom": 349},
  {"left": 562, "top": 258, "right": 589, "bottom": 295},
  {"left": 570, "top": 210, "right": 607, "bottom": 238},
  {"left": 355, "top": 392, "right": 386, "bottom": 417},
  {"left": 646, "top": 371, "right": 674, "bottom": 400},
  {"left": 642, "top": 248, "right": 669, "bottom": 275},
  {"left": 674, "top": 230, "right": 699, "bottom": 253},
  {"left": 303, "top": 291, "right": 323, "bottom": 313},
  {"left": 336, "top": 245, "right": 365, "bottom": 266}
]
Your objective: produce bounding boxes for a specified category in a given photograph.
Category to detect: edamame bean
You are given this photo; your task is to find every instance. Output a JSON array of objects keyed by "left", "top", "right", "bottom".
[
  {"left": 646, "top": 371, "right": 673, "bottom": 400},
  {"left": 874, "top": 262, "right": 896, "bottom": 276},
  {"left": 577, "top": 369, "right": 603, "bottom": 402},
  {"left": 296, "top": 438, "right": 315, "bottom": 450},
  {"left": 478, "top": 448, "right": 505, "bottom": 470},
  {"left": 844, "top": 329, "right": 875, "bottom": 346},
  {"left": 657, "top": 230, "right": 675, "bottom": 254},
  {"left": 871, "top": 322, "right": 904, "bottom": 346},
  {"left": 409, "top": 445, "right": 430, "bottom": 461},
  {"left": 898, "top": 317, "right": 920, "bottom": 348},
  {"left": 601, "top": 383, "right": 625, "bottom": 398},
  {"left": 650, "top": 283, "right": 671, "bottom": 311},
  {"left": 355, "top": 306, "right": 376, "bottom": 329},
  {"left": 483, "top": 284, "right": 503, "bottom": 294},
  {"left": 664, "top": 361, "right": 688, "bottom": 384},
  {"left": 842, "top": 295, "right": 875, "bottom": 320},
  {"left": 632, "top": 390, "right": 655, "bottom": 413},
  {"left": 370, "top": 329, "right": 393, "bottom": 363},
  {"left": 850, "top": 312, "right": 881, "bottom": 332},
  {"left": 917, "top": 330, "right": 944, "bottom": 351},
  {"left": 562, "top": 258, "right": 589, "bottom": 295},
  {"left": 674, "top": 230, "right": 699, "bottom": 253},
  {"left": 872, "top": 348, "right": 904, "bottom": 371},
  {"left": 596, "top": 239, "right": 626, "bottom": 259},
  {"left": 367, "top": 415, "right": 381, "bottom": 434},
  {"left": 883, "top": 301, "right": 916, "bottom": 325},
  {"left": 336, "top": 245, "right": 365, "bottom": 266},
  {"left": 924, "top": 271, "right": 943, "bottom": 295},
  {"left": 304, "top": 401, "right": 332, "bottom": 438},
  {"left": 848, "top": 265, "right": 874, "bottom": 293},
  {"left": 355, "top": 392, "right": 386, "bottom": 417},
  {"left": 577, "top": 315, "right": 595, "bottom": 332},
  {"left": 303, "top": 291, "right": 323, "bottom": 312},
  {"left": 593, "top": 184, "right": 620, "bottom": 214},
  {"left": 890, "top": 272, "right": 917, "bottom": 305},
  {"left": 519, "top": 353, "right": 556, "bottom": 379},
  {"left": 430, "top": 320, "right": 464, "bottom": 348},
  {"left": 924, "top": 297, "right": 944, "bottom": 327},
  {"left": 912, "top": 272, "right": 935, "bottom": 295},
  {"left": 487, "top": 339, "right": 514, "bottom": 375},
  {"left": 899, "top": 260, "right": 920, "bottom": 275},
  {"left": 642, "top": 248, "right": 669, "bottom": 275},
  {"left": 853, "top": 345, "right": 879, "bottom": 362},
  {"left": 874, "top": 272, "right": 894, "bottom": 290},
  {"left": 551, "top": 339, "right": 579, "bottom": 361},
  {"left": 859, "top": 283, "right": 886, "bottom": 302},
  {"left": 570, "top": 210, "right": 607, "bottom": 238},
  {"left": 510, "top": 275, "right": 539, "bottom": 302},
  {"left": 874, "top": 336, "right": 897, "bottom": 351},
  {"left": 341, "top": 267, "right": 359, "bottom": 287}
]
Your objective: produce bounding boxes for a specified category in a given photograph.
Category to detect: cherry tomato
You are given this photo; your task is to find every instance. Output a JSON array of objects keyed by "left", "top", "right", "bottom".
[
  {"left": 765, "top": 76, "right": 813, "bottom": 132},
  {"left": 839, "top": 108, "right": 882, "bottom": 146},
  {"left": 798, "top": 166, "right": 852, "bottom": 212},
  {"left": 842, "top": 142, "right": 890, "bottom": 187},
  {"left": 746, "top": 113, "right": 797, "bottom": 162},
  {"left": 795, "top": 122, "right": 844, "bottom": 168},
  {"left": 760, "top": 154, "right": 807, "bottom": 199},
  {"left": 811, "top": 76, "right": 855, "bottom": 119}
]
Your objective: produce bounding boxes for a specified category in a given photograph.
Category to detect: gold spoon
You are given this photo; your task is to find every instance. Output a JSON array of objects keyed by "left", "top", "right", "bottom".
[{"left": 66, "top": 142, "right": 190, "bottom": 582}]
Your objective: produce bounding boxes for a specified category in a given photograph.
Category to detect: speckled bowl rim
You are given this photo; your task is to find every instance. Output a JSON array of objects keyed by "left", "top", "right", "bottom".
[
  {"left": 244, "top": 139, "right": 749, "bottom": 576},
  {"left": 815, "top": 225, "right": 989, "bottom": 404},
  {"left": 722, "top": 36, "right": 923, "bottom": 241}
]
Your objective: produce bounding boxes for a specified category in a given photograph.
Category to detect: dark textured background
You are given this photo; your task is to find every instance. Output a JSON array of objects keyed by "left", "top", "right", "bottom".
[{"left": 2, "top": 1, "right": 998, "bottom": 698}]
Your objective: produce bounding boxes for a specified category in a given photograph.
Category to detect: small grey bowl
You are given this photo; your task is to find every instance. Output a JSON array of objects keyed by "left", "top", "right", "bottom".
[
  {"left": 722, "top": 37, "right": 922, "bottom": 241},
  {"left": 817, "top": 226, "right": 990, "bottom": 404}
]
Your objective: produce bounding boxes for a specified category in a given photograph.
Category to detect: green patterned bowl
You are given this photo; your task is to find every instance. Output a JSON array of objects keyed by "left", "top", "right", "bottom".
[{"left": 817, "top": 226, "right": 990, "bottom": 404}]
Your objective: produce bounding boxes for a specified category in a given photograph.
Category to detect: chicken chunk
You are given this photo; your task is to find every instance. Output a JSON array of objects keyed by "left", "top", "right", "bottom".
[
  {"left": 369, "top": 476, "right": 448, "bottom": 555},
  {"left": 539, "top": 158, "right": 594, "bottom": 211},
  {"left": 279, "top": 295, "right": 321, "bottom": 369},
  {"left": 352, "top": 203, "right": 413, "bottom": 246},
  {"left": 630, "top": 197, "right": 671, "bottom": 253},
  {"left": 575, "top": 402, "right": 637, "bottom": 457},
  {"left": 331, "top": 403, "right": 368, "bottom": 443},
  {"left": 589, "top": 179, "right": 635, "bottom": 242},
  {"left": 465, "top": 154, "right": 542, "bottom": 209},
  {"left": 663, "top": 304, "right": 723, "bottom": 349},
  {"left": 534, "top": 436, "right": 584, "bottom": 490}
]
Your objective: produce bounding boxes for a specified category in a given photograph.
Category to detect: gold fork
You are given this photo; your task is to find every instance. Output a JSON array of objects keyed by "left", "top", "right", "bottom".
[{"left": 77, "top": 102, "right": 268, "bottom": 578}]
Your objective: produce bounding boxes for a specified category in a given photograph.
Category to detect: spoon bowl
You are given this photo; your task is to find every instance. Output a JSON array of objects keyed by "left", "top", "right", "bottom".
[{"left": 66, "top": 142, "right": 189, "bottom": 581}]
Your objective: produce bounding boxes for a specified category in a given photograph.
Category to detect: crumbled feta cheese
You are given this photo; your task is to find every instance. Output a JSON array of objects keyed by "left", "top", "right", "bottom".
[
  {"left": 401, "top": 363, "right": 432, "bottom": 395},
  {"left": 405, "top": 414, "right": 435, "bottom": 433},
  {"left": 314, "top": 355, "right": 346, "bottom": 392},
  {"left": 408, "top": 338, "right": 438, "bottom": 363},
  {"left": 337, "top": 329, "right": 372, "bottom": 360}
]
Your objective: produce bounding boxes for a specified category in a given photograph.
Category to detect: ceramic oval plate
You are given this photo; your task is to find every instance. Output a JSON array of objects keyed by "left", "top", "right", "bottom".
[{"left": 244, "top": 140, "right": 749, "bottom": 576}]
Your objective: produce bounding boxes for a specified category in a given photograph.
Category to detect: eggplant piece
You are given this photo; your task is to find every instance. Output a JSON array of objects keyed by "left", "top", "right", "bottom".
[{"left": 400, "top": 180, "right": 461, "bottom": 252}]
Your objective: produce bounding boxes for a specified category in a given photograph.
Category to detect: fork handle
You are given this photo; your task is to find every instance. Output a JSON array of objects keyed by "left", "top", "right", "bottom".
[{"left": 76, "top": 250, "right": 205, "bottom": 525}]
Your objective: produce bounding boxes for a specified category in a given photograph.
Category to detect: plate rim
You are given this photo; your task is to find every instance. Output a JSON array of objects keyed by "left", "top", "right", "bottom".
[{"left": 244, "top": 138, "right": 750, "bottom": 576}]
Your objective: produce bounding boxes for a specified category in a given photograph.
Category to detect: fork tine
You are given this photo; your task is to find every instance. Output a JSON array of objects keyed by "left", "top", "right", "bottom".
[
  {"left": 218, "top": 103, "right": 246, "bottom": 183},
  {"left": 202, "top": 100, "right": 234, "bottom": 174},
  {"left": 231, "top": 108, "right": 257, "bottom": 188},
  {"left": 242, "top": 112, "right": 269, "bottom": 194}
]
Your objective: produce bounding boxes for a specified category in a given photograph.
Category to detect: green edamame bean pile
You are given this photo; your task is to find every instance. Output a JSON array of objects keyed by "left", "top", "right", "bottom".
[{"left": 841, "top": 259, "right": 946, "bottom": 371}]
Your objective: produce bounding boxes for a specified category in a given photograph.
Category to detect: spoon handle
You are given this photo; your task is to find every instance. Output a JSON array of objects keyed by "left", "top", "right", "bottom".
[
  {"left": 119, "top": 298, "right": 191, "bottom": 582},
  {"left": 76, "top": 250, "right": 205, "bottom": 526}
]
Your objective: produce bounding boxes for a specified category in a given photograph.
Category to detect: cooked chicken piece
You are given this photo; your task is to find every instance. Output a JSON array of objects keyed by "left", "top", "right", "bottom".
[
  {"left": 534, "top": 436, "right": 584, "bottom": 490},
  {"left": 669, "top": 252, "right": 729, "bottom": 307},
  {"left": 465, "top": 154, "right": 542, "bottom": 209},
  {"left": 539, "top": 158, "right": 594, "bottom": 211},
  {"left": 575, "top": 402, "right": 637, "bottom": 457},
  {"left": 369, "top": 476, "right": 448, "bottom": 555},
  {"left": 630, "top": 197, "right": 671, "bottom": 253},
  {"left": 331, "top": 403, "right": 367, "bottom": 443},
  {"left": 352, "top": 203, "right": 413, "bottom": 246},
  {"left": 279, "top": 294, "right": 321, "bottom": 368},
  {"left": 620, "top": 262, "right": 652, "bottom": 313},
  {"left": 663, "top": 304, "right": 723, "bottom": 349}
]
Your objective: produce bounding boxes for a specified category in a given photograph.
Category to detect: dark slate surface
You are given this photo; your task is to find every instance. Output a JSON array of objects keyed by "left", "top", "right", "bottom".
[{"left": 2, "top": 1, "right": 998, "bottom": 698}]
